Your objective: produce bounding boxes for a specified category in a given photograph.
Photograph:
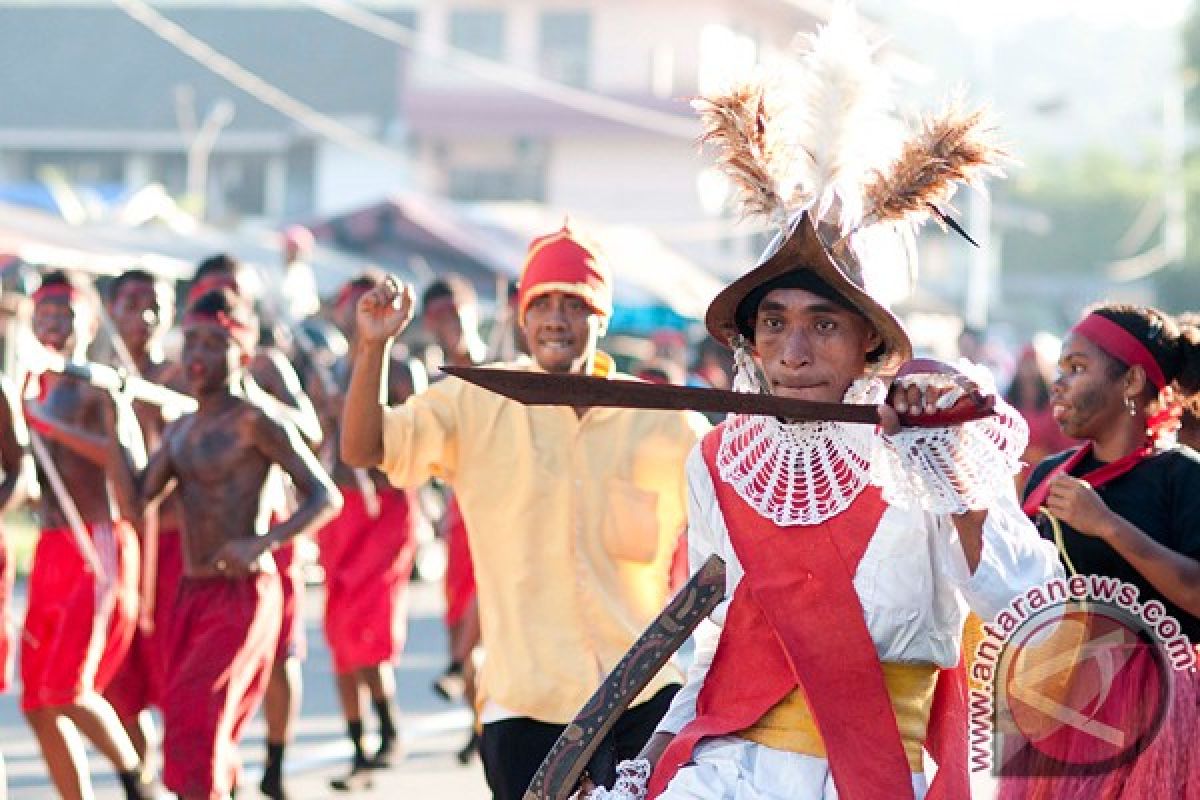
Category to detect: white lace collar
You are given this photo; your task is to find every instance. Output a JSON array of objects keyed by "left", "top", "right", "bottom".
[{"left": 715, "top": 377, "right": 886, "bottom": 527}]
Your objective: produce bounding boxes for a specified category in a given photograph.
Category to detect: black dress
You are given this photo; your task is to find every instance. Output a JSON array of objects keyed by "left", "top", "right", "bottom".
[{"left": 1025, "top": 445, "right": 1200, "bottom": 641}]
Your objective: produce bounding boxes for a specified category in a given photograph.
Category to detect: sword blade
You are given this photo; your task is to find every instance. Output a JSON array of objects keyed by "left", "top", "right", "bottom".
[
  {"left": 49, "top": 359, "right": 197, "bottom": 415},
  {"left": 442, "top": 366, "right": 882, "bottom": 424}
]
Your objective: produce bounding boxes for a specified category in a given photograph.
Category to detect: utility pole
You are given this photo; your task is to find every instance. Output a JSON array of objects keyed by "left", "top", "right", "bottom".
[{"left": 174, "top": 84, "right": 235, "bottom": 220}]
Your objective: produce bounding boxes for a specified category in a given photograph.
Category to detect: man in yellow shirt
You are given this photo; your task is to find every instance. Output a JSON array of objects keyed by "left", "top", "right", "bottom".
[{"left": 341, "top": 223, "right": 709, "bottom": 799}]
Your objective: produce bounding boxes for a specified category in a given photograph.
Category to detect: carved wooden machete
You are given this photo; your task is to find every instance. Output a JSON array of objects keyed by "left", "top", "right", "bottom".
[{"left": 442, "top": 366, "right": 994, "bottom": 427}]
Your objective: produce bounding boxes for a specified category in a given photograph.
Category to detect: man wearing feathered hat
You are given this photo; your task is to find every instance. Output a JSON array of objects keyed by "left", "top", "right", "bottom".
[
  {"left": 587, "top": 9, "right": 1064, "bottom": 800},
  {"left": 340, "top": 224, "right": 710, "bottom": 798}
]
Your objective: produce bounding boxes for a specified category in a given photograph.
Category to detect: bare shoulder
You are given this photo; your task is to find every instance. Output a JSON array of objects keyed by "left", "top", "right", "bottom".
[
  {"left": 160, "top": 411, "right": 193, "bottom": 443},
  {"left": 76, "top": 379, "right": 112, "bottom": 420},
  {"left": 242, "top": 398, "right": 297, "bottom": 445}
]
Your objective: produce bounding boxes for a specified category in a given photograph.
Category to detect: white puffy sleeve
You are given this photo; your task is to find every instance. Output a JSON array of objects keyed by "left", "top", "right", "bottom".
[
  {"left": 873, "top": 364, "right": 1030, "bottom": 515},
  {"left": 655, "top": 446, "right": 729, "bottom": 736},
  {"left": 936, "top": 484, "right": 1065, "bottom": 622}
]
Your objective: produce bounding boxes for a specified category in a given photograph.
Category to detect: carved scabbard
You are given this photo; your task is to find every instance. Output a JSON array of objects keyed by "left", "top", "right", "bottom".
[{"left": 524, "top": 554, "right": 727, "bottom": 800}]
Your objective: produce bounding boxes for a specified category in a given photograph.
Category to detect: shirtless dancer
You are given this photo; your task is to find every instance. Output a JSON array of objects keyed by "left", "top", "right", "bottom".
[
  {"left": 21, "top": 271, "right": 149, "bottom": 800},
  {"left": 0, "top": 341, "right": 36, "bottom": 793},
  {"left": 106, "top": 288, "right": 341, "bottom": 800},
  {"left": 310, "top": 273, "right": 424, "bottom": 790},
  {"left": 100, "top": 268, "right": 183, "bottom": 775},
  {"left": 187, "top": 254, "right": 322, "bottom": 800}
]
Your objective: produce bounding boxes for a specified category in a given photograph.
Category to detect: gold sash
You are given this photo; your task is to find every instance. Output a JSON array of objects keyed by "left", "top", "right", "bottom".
[{"left": 738, "top": 661, "right": 939, "bottom": 772}]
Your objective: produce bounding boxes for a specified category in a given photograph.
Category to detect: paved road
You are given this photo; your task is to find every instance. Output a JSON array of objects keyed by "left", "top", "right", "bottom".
[
  {"left": 1, "top": 577, "right": 1004, "bottom": 799},
  {"left": 0, "top": 578, "right": 491, "bottom": 799}
]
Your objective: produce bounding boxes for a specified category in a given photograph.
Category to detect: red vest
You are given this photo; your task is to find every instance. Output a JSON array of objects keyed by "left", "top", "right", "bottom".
[{"left": 647, "top": 427, "right": 969, "bottom": 800}]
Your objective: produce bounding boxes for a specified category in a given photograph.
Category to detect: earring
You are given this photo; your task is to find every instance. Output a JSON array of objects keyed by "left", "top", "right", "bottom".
[
  {"left": 729, "top": 334, "right": 768, "bottom": 394},
  {"left": 1125, "top": 396, "right": 1137, "bottom": 416}
]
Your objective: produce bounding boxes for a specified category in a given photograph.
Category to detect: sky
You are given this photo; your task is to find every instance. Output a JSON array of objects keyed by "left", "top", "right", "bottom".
[{"left": 857, "top": 0, "right": 1191, "bottom": 162}]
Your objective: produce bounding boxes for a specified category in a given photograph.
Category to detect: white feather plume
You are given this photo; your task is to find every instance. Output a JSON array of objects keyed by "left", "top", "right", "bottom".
[{"left": 774, "top": 5, "right": 899, "bottom": 234}]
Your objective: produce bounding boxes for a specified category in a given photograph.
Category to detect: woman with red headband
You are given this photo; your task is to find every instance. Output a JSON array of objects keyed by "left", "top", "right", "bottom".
[{"left": 1001, "top": 304, "right": 1200, "bottom": 799}]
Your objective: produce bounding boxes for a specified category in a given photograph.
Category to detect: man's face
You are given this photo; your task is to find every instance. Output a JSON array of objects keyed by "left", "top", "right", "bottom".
[
  {"left": 521, "top": 290, "right": 603, "bottom": 374},
  {"left": 182, "top": 322, "right": 242, "bottom": 395},
  {"left": 33, "top": 296, "right": 93, "bottom": 356},
  {"left": 1050, "top": 332, "right": 1126, "bottom": 440},
  {"left": 752, "top": 287, "right": 880, "bottom": 404},
  {"left": 423, "top": 301, "right": 466, "bottom": 355},
  {"left": 111, "top": 279, "right": 168, "bottom": 353}
]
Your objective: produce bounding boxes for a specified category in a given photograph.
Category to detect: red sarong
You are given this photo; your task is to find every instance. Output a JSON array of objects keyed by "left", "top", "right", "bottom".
[
  {"left": 104, "top": 528, "right": 183, "bottom": 717},
  {"left": 0, "top": 527, "right": 13, "bottom": 693},
  {"left": 272, "top": 539, "right": 306, "bottom": 664},
  {"left": 162, "top": 571, "right": 282, "bottom": 800},
  {"left": 442, "top": 495, "right": 475, "bottom": 628},
  {"left": 20, "top": 521, "right": 139, "bottom": 711},
  {"left": 997, "top": 645, "right": 1200, "bottom": 800},
  {"left": 318, "top": 487, "right": 416, "bottom": 674}
]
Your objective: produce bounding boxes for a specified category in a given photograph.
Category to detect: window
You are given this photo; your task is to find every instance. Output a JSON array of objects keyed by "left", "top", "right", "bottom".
[
  {"left": 24, "top": 151, "right": 125, "bottom": 185},
  {"left": 447, "top": 165, "right": 545, "bottom": 203},
  {"left": 539, "top": 11, "right": 591, "bottom": 87},
  {"left": 449, "top": 9, "right": 506, "bottom": 61},
  {"left": 446, "top": 139, "right": 547, "bottom": 203}
]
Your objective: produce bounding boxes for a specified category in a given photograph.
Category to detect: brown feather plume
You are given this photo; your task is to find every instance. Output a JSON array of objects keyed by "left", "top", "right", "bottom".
[
  {"left": 692, "top": 83, "right": 787, "bottom": 223},
  {"left": 861, "top": 99, "right": 1007, "bottom": 230}
]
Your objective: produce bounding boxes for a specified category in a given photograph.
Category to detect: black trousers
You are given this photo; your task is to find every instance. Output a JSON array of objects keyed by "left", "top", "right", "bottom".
[{"left": 479, "top": 684, "right": 679, "bottom": 800}]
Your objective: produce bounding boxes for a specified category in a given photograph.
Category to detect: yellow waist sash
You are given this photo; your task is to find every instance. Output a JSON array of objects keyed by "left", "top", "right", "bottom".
[{"left": 738, "top": 661, "right": 939, "bottom": 772}]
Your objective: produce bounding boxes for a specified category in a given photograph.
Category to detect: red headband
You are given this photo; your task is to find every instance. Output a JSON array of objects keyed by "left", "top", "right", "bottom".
[
  {"left": 1072, "top": 312, "right": 1167, "bottom": 391},
  {"left": 186, "top": 274, "right": 238, "bottom": 305},
  {"left": 32, "top": 283, "right": 82, "bottom": 303},
  {"left": 183, "top": 310, "right": 257, "bottom": 352}
]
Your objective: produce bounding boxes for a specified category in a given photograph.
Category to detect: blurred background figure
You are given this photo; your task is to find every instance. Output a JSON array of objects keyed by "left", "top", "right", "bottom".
[
  {"left": 279, "top": 225, "right": 319, "bottom": 325},
  {"left": 633, "top": 357, "right": 685, "bottom": 386},
  {"left": 648, "top": 330, "right": 688, "bottom": 378},
  {"left": 688, "top": 337, "right": 733, "bottom": 391},
  {"left": 1005, "top": 332, "right": 1078, "bottom": 490},
  {"left": 419, "top": 275, "right": 484, "bottom": 766},
  {"left": 420, "top": 275, "right": 487, "bottom": 373},
  {"left": 958, "top": 324, "right": 1016, "bottom": 391},
  {"left": 1177, "top": 313, "right": 1200, "bottom": 451}
]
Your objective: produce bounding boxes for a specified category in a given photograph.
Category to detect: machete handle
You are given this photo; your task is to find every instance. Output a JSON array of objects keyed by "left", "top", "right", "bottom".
[
  {"left": 896, "top": 393, "right": 995, "bottom": 428},
  {"left": 893, "top": 357, "right": 997, "bottom": 428}
]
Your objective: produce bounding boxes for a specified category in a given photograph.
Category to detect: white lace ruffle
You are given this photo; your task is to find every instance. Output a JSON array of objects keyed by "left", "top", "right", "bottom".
[
  {"left": 873, "top": 365, "right": 1029, "bottom": 514},
  {"left": 586, "top": 758, "right": 651, "bottom": 800},
  {"left": 716, "top": 367, "right": 1028, "bottom": 522},
  {"left": 716, "top": 378, "right": 885, "bottom": 527}
]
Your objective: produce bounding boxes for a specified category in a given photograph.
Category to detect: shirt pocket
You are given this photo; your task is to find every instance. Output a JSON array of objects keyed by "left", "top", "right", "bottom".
[{"left": 602, "top": 478, "right": 661, "bottom": 564}]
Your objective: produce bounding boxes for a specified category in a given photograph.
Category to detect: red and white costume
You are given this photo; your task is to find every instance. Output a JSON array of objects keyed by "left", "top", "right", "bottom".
[{"left": 645, "top": 379, "right": 1064, "bottom": 800}]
